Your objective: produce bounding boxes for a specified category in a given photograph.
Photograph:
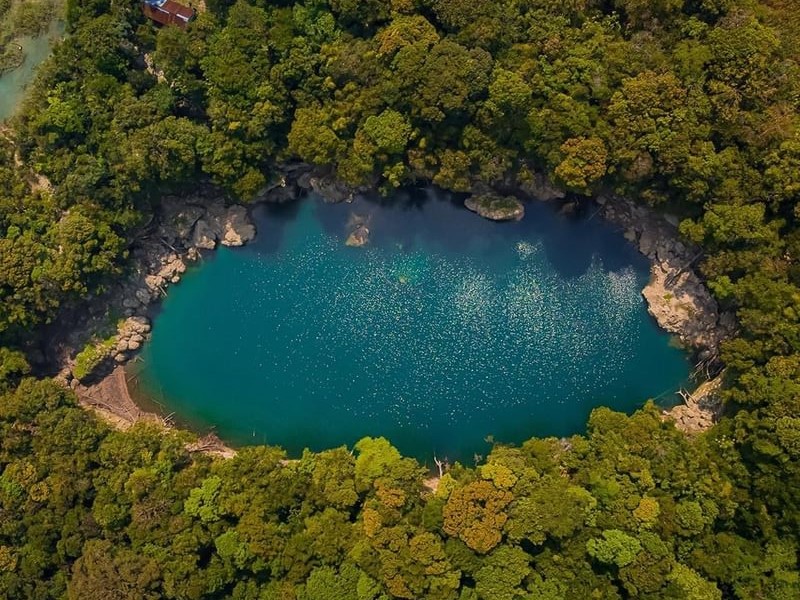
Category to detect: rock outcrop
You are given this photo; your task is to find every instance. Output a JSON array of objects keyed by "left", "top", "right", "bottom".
[
  {"left": 464, "top": 194, "right": 525, "bottom": 221},
  {"left": 518, "top": 171, "right": 566, "bottom": 202},
  {"left": 598, "top": 195, "right": 735, "bottom": 433},
  {"left": 220, "top": 205, "right": 256, "bottom": 246},
  {"left": 664, "top": 375, "right": 724, "bottom": 433},
  {"left": 599, "top": 196, "right": 734, "bottom": 352},
  {"left": 346, "top": 225, "right": 370, "bottom": 247},
  {"left": 254, "top": 173, "right": 302, "bottom": 204},
  {"left": 112, "top": 316, "right": 152, "bottom": 363},
  {"left": 193, "top": 202, "right": 256, "bottom": 249},
  {"left": 58, "top": 192, "right": 257, "bottom": 383},
  {"left": 641, "top": 262, "right": 720, "bottom": 350},
  {"left": 306, "top": 173, "right": 356, "bottom": 203}
]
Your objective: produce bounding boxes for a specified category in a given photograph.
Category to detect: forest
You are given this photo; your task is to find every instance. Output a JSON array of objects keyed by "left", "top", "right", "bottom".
[{"left": 1, "top": 0, "right": 800, "bottom": 597}]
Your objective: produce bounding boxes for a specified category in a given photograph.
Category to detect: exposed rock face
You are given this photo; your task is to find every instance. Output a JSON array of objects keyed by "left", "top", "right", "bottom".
[
  {"left": 57, "top": 192, "right": 258, "bottom": 383},
  {"left": 192, "top": 219, "right": 217, "bottom": 249},
  {"left": 195, "top": 202, "right": 256, "bottom": 248},
  {"left": 254, "top": 173, "right": 302, "bottom": 204},
  {"left": 642, "top": 261, "right": 719, "bottom": 350},
  {"left": 464, "top": 194, "right": 525, "bottom": 221},
  {"left": 160, "top": 196, "right": 256, "bottom": 250},
  {"left": 113, "top": 316, "right": 151, "bottom": 360},
  {"left": 220, "top": 205, "right": 256, "bottom": 246},
  {"left": 599, "top": 196, "right": 733, "bottom": 352},
  {"left": 263, "top": 182, "right": 300, "bottom": 203},
  {"left": 664, "top": 375, "right": 724, "bottom": 433},
  {"left": 345, "top": 225, "right": 370, "bottom": 247},
  {"left": 162, "top": 200, "right": 204, "bottom": 241},
  {"left": 306, "top": 173, "right": 356, "bottom": 203},
  {"left": 598, "top": 195, "right": 735, "bottom": 433},
  {"left": 518, "top": 171, "right": 566, "bottom": 202}
]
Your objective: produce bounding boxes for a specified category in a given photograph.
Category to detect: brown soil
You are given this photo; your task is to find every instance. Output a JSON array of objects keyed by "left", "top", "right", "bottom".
[
  {"left": 74, "top": 366, "right": 236, "bottom": 458},
  {"left": 73, "top": 366, "right": 155, "bottom": 426}
]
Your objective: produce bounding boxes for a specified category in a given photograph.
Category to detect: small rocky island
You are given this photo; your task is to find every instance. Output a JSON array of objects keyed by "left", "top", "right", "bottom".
[
  {"left": 464, "top": 194, "right": 525, "bottom": 221},
  {"left": 346, "top": 225, "right": 370, "bottom": 247}
]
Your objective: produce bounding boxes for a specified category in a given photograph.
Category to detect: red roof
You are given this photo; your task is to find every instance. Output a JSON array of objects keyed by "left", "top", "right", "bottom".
[
  {"left": 163, "top": 1, "right": 194, "bottom": 20},
  {"left": 142, "top": 1, "right": 195, "bottom": 28}
]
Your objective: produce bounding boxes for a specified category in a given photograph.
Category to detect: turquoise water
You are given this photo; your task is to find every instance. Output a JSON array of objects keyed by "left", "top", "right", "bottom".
[
  {"left": 0, "top": 22, "right": 62, "bottom": 120},
  {"left": 139, "top": 190, "right": 690, "bottom": 461}
]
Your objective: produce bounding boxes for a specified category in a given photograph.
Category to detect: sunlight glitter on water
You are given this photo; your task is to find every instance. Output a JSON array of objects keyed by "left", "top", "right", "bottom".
[{"left": 139, "top": 192, "right": 690, "bottom": 460}]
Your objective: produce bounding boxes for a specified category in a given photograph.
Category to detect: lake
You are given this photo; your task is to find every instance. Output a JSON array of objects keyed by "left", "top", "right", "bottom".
[{"left": 136, "top": 189, "right": 690, "bottom": 463}]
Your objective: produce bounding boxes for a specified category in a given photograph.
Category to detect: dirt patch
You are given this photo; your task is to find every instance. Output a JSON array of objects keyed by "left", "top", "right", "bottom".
[
  {"left": 74, "top": 365, "right": 237, "bottom": 458},
  {"left": 73, "top": 366, "right": 155, "bottom": 426}
]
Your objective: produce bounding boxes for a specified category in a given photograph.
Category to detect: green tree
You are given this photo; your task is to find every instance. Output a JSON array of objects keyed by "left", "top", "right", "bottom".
[{"left": 586, "top": 529, "right": 642, "bottom": 568}]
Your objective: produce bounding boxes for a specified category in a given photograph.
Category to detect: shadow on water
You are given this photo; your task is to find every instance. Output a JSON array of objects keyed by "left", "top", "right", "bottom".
[
  {"left": 250, "top": 187, "right": 648, "bottom": 280},
  {"left": 246, "top": 200, "right": 304, "bottom": 254}
]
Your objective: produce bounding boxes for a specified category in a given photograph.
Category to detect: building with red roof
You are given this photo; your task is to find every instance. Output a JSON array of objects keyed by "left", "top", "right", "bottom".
[{"left": 142, "top": 0, "right": 195, "bottom": 29}]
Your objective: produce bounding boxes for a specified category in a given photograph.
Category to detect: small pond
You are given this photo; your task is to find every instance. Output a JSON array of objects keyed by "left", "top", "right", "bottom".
[{"left": 136, "top": 189, "right": 690, "bottom": 462}]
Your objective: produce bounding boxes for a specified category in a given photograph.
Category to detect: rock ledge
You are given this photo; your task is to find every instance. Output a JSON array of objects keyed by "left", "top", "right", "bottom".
[
  {"left": 465, "top": 194, "right": 525, "bottom": 221},
  {"left": 599, "top": 196, "right": 734, "bottom": 352},
  {"left": 56, "top": 193, "right": 257, "bottom": 384}
]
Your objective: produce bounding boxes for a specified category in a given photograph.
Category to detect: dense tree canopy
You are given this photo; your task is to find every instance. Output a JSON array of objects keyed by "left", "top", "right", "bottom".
[{"left": 1, "top": 0, "right": 800, "bottom": 597}]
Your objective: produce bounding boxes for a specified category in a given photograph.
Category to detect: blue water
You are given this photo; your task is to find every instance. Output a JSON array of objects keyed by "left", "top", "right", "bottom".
[{"left": 138, "top": 189, "right": 689, "bottom": 462}]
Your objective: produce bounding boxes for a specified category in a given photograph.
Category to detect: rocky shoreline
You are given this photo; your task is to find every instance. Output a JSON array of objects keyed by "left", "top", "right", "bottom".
[
  {"left": 52, "top": 188, "right": 258, "bottom": 386},
  {"left": 464, "top": 178, "right": 733, "bottom": 432},
  {"left": 48, "top": 166, "right": 731, "bottom": 435},
  {"left": 596, "top": 195, "right": 735, "bottom": 354},
  {"left": 593, "top": 194, "right": 733, "bottom": 433}
]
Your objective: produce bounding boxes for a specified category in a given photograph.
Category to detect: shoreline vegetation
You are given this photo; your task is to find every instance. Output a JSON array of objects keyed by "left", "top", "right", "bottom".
[{"left": 2, "top": 0, "right": 800, "bottom": 597}]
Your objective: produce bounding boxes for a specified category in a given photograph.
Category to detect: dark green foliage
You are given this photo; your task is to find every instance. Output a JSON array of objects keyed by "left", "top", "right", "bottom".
[
  {"left": 2, "top": 0, "right": 800, "bottom": 597},
  {"left": 3, "top": 383, "right": 794, "bottom": 599}
]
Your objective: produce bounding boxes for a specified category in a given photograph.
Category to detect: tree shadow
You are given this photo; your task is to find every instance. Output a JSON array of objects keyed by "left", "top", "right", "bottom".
[
  {"left": 244, "top": 200, "right": 304, "bottom": 255},
  {"left": 316, "top": 187, "right": 647, "bottom": 279},
  {"left": 243, "top": 187, "right": 647, "bottom": 280}
]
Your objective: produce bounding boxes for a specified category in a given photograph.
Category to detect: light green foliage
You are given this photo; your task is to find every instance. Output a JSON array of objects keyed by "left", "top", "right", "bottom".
[
  {"left": 479, "top": 462, "right": 517, "bottom": 489},
  {"left": 288, "top": 107, "right": 344, "bottom": 166},
  {"left": 586, "top": 530, "right": 642, "bottom": 568},
  {"left": 72, "top": 336, "right": 117, "bottom": 381},
  {"left": 299, "top": 564, "right": 360, "bottom": 600},
  {"left": 353, "top": 437, "right": 404, "bottom": 491},
  {"left": 215, "top": 530, "right": 252, "bottom": 569},
  {"left": 675, "top": 500, "right": 708, "bottom": 535},
  {"left": 633, "top": 496, "right": 660, "bottom": 528},
  {"left": 667, "top": 564, "right": 722, "bottom": 600},
  {"left": 474, "top": 546, "right": 530, "bottom": 600},
  {"left": 392, "top": 39, "right": 492, "bottom": 122},
  {"left": 487, "top": 68, "right": 532, "bottom": 114},
  {"left": 375, "top": 15, "right": 439, "bottom": 55},
  {"left": 506, "top": 478, "right": 596, "bottom": 544},
  {"left": 184, "top": 475, "right": 223, "bottom": 523},
  {"left": 0, "top": 348, "right": 29, "bottom": 392},
  {"left": 554, "top": 136, "right": 608, "bottom": 192},
  {"left": 362, "top": 110, "right": 412, "bottom": 155}
]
